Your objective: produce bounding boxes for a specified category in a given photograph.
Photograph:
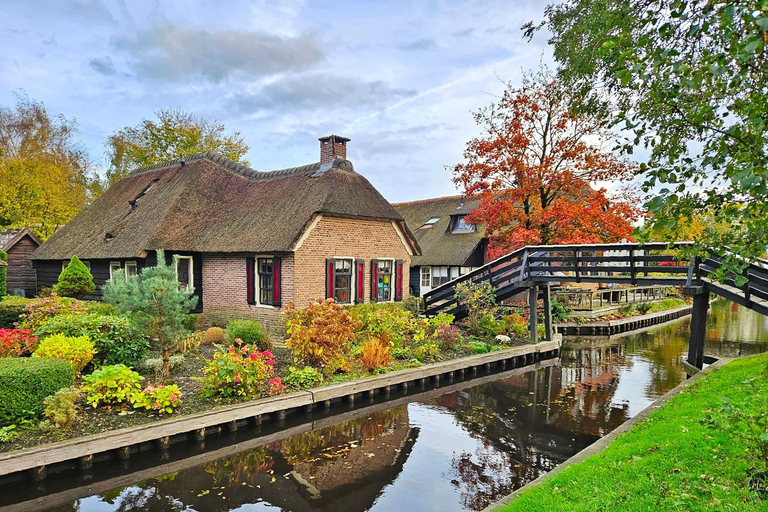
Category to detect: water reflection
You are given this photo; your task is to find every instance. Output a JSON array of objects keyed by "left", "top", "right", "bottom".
[{"left": 15, "top": 300, "right": 768, "bottom": 512}]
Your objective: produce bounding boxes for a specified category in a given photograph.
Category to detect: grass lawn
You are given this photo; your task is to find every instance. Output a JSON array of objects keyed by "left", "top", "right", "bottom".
[{"left": 501, "top": 354, "right": 768, "bottom": 512}]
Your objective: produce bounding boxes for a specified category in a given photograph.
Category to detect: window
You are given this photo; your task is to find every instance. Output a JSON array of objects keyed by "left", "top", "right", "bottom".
[
  {"left": 109, "top": 262, "right": 123, "bottom": 282},
  {"left": 431, "top": 266, "right": 449, "bottom": 287},
  {"left": 125, "top": 261, "right": 138, "bottom": 277},
  {"left": 258, "top": 258, "right": 274, "bottom": 304},
  {"left": 418, "top": 217, "right": 441, "bottom": 229},
  {"left": 377, "top": 260, "right": 393, "bottom": 301},
  {"left": 452, "top": 215, "right": 475, "bottom": 233},
  {"left": 333, "top": 259, "right": 353, "bottom": 304},
  {"left": 175, "top": 256, "right": 193, "bottom": 290},
  {"left": 421, "top": 267, "right": 431, "bottom": 288}
]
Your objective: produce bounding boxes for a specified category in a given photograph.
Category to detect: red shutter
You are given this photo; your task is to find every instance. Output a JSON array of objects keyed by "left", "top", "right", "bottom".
[
  {"left": 272, "top": 257, "right": 282, "bottom": 306},
  {"left": 370, "top": 259, "right": 379, "bottom": 302},
  {"left": 246, "top": 257, "right": 255, "bottom": 305},
  {"left": 355, "top": 260, "right": 365, "bottom": 304},
  {"left": 395, "top": 260, "right": 404, "bottom": 302},
  {"left": 326, "top": 259, "right": 335, "bottom": 300}
]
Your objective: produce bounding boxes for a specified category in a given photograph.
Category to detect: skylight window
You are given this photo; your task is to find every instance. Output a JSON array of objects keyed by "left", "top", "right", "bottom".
[{"left": 418, "top": 217, "right": 441, "bottom": 229}]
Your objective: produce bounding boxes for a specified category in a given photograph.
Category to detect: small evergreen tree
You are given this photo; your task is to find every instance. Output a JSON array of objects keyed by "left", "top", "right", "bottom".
[
  {"left": 102, "top": 250, "right": 198, "bottom": 379},
  {"left": 0, "top": 250, "right": 7, "bottom": 298},
  {"left": 55, "top": 255, "right": 95, "bottom": 299}
]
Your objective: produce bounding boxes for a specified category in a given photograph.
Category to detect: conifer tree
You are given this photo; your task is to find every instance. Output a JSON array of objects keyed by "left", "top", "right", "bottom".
[
  {"left": 55, "top": 255, "right": 95, "bottom": 299},
  {"left": 102, "top": 250, "right": 198, "bottom": 379}
]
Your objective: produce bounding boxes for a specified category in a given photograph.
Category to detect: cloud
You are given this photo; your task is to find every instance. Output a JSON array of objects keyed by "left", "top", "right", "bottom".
[
  {"left": 111, "top": 26, "right": 324, "bottom": 83},
  {"left": 63, "top": 0, "right": 115, "bottom": 24},
  {"left": 229, "top": 73, "right": 416, "bottom": 113},
  {"left": 400, "top": 38, "right": 437, "bottom": 51},
  {"left": 88, "top": 56, "right": 116, "bottom": 76}
]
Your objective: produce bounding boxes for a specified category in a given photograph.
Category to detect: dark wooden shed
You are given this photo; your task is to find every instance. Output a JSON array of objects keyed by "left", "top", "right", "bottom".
[{"left": 0, "top": 228, "right": 41, "bottom": 298}]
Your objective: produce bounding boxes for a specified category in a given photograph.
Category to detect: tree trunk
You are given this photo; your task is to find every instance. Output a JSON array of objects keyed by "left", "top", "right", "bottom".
[{"left": 161, "top": 344, "right": 170, "bottom": 382}]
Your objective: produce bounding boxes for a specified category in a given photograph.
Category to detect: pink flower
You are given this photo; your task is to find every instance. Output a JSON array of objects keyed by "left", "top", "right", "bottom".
[
  {"left": 266, "top": 359, "right": 275, "bottom": 366},
  {"left": 262, "top": 351, "right": 273, "bottom": 358},
  {"left": 234, "top": 375, "right": 242, "bottom": 383},
  {"left": 249, "top": 353, "right": 258, "bottom": 360}
]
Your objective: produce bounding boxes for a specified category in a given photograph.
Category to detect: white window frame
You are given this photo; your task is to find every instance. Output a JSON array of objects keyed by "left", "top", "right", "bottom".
[
  {"left": 109, "top": 261, "right": 123, "bottom": 282},
  {"left": 332, "top": 257, "right": 354, "bottom": 305},
  {"left": 125, "top": 261, "right": 138, "bottom": 278},
  {"left": 452, "top": 215, "right": 476, "bottom": 233},
  {"left": 175, "top": 256, "right": 194, "bottom": 290},
  {"left": 255, "top": 256, "right": 274, "bottom": 306},
  {"left": 421, "top": 267, "right": 431, "bottom": 288},
  {"left": 431, "top": 266, "right": 449, "bottom": 288},
  {"left": 375, "top": 258, "right": 395, "bottom": 303}
]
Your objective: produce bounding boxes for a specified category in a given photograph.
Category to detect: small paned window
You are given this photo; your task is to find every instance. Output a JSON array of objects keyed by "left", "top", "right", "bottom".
[
  {"left": 258, "top": 258, "right": 274, "bottom": 304},
  {"left": 419, "top": 217, "right": 441, "bottom": 229},
  {"left": 377, "top": 260, "right": 393, "bottom": 301},
  {"left": 125, "top": 261, "right": 138, "bottom": 277},
  {"left": 333, "top": 259, "right": 353, "bottom": 304},
  {"left": 452, "top": 215, "right": 475, "bottom": 233},
  {"left": 109, "top": 262, "right": 123, "bottom": 282},
  {"left": 421, "top": 267, "right": 431, "bottom": 288},
  {"left": 176, "top": 256, "right": 193, "bottom": 290},
  {"left": 432, "top": 266, "right": 449, "bottom": 287}
]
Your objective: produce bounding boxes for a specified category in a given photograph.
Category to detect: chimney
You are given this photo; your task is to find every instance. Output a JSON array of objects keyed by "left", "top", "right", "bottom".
[{"left": 319, "top": 135, "right": 350, "bottom": 164}]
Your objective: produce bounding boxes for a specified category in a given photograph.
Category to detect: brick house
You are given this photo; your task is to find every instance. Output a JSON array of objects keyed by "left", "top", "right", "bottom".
[
  {"left": 0, "top": 227, "right": 42, "bottom": 298},
  {"left": 31, "top": 135, "right": 420, "bottom": 335},
  {"left": 393, "top": 195, "right": 487, "bottom": 297}
]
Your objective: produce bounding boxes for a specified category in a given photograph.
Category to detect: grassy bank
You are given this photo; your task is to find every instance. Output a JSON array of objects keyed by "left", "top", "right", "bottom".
[{"left": 500, "top": 354, "right": 768, "bottom": 512}]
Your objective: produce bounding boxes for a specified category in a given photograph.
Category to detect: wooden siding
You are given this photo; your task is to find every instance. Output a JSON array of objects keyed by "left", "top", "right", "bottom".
[
  {"left": 5, "top": 235, "right": 39, "bottom": 297},
  {"left": 409, "top": 265, "right": 421, "bottom": 297}
]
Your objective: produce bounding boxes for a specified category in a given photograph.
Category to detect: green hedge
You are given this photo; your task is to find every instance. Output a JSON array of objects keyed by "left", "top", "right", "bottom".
[
  {"left": 0, "top": 297, "right": 32, "bottom": 328},
  {"left": 0, "top": 357, "right": 74, "bottom": 426}
]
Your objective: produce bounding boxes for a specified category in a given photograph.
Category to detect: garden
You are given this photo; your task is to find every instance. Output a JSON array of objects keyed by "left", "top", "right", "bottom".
[{"left": 0, "top": 254, "right": 536, "bottom": 452}]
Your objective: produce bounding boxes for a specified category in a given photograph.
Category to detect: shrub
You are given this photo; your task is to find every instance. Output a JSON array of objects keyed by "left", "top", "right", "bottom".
[
  {"left": 35, "top": 313, "right": 148, "bottom": 367},
  {"left": 102, "top": 250, "right": 198, "bottom": 379},
  {"left": 350, "top": 302, "right": 415, "bottom": 348},
  {"left": 33, "top": 334, "right": 95, "bottom": 374},
  {"left": 0, "top": 357, "right": 74, "bottom": 426},
  {"left": 285, "top": 299, "right": 360, "bottom": 375},
  {"left": 43, "top": 387, "right": 80, "bottom": 429},
  {"left": 0, "top": 249, "right": 6, "bottom": 299},
  {"left": 140, "top": 355, "right": 185, "bottom": 376},
  {"left": 359, "top": 337, "right": 393, "bottom": 371},
  {"left": 84, "top": 301, "right": 118, "bottom": 315},
  {"left": 455, "top": 281, "right": 497, "bottom": 333},
  {"left": 203, "top": 339, "right": 281, "bottom": 399},
  {"left": 55, "top": 256, "right": 95, "bottom": 299},
  {"left": 413, "top": 341, "right": 440, "bottom": 362},
  {"left": 0, "top": 296, "right": 31, "bottom": 328},
  {"left": 203, "top": 327, "right": 225, "bottom": 344},
  {"left": 284, "top": 366, "right": 322, "bottom": 389},
  {"left": 182, "top": 314, "right": 198, "bottom": 331},
  {"left": 637, "top": 302, "right": 654, "bottom": 314},
  {"left": 0, "top": 329, "right": 38, "bottom": 357},
  {"left": 82, "top": 364, "right": 144, "bottom": 408},
  {"left": 466, "top": 340, "right": 491, "bottom": 354},
  {"left": 503, "top": 313, "right": 528, "bottom": 338},
  {"left": 401, "top": 295, "right": 424, "bottom": 316},
  {"left": 18, "top": 294, "right": 87, "bottom": 331},
  {"left": 391, "top": 347, "right": 412, "bottom": 360},
  {"left": 176, "top": 331, "right": 203, "bottom": 354},
  {"left": 618, "top": 303, "right": 637, "bottom": 317},
  {"left": 132, "top": 384, "right": 182, "bottom": 414},
  {"left": 433, "top": 324, "right": 463, "bottom": 350},
  {"left": 225, "top": 319, "right": 270, "bottom": 350},
  {"left": 550, "top": 300, "right": 572, "bottom": 322},
  {"left": 480, "top": 314, "right": 507, "bottom": 337}
]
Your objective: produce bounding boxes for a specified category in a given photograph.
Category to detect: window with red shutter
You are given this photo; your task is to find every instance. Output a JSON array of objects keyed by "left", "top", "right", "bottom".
[
  {"left": 326, "top": 259, "right": 336, "bottom": 299},
  {"left": 272, "top": 257, "right": 282, "bottom": 306},
  {"left": 355, "top": 260, "right": 365, "bottom": 303},
  {"left": 370, "top": 259, "right": 379, "bottom": 301},
  {"left": 395, "top": 260, "right": 404, "bottom": 302}
]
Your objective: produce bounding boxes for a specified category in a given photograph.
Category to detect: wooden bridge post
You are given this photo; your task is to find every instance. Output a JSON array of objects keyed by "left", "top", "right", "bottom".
[
  {"left": 528, "top": 286, "right": 538, "bottom": 343},
  {"left": 684, "top": 286, "right": 708, "bottom": 369},
  {"left": 542, "top": 285, "right": 553, "bottom": 341}
]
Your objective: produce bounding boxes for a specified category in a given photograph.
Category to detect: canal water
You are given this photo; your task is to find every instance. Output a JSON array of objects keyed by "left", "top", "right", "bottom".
[{"left": 4, "top": 300, "right": 768, "bottom": 512}]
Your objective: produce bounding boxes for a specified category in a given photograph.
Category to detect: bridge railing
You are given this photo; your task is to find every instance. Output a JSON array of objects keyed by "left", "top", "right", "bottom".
[{"left": 423, "top": 242, "right": 696, "bottom": 317}]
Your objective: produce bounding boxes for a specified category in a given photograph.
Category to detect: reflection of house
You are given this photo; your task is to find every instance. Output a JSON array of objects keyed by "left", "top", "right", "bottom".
[
  {"left": 394, "top": 196, "right": 487, "bottom": 296},
  {"left": 31, "top": 136, "right": 420, "bottom": 333},
  {"left": 0, "top": 228, "right": 41, "bottom": 298}
]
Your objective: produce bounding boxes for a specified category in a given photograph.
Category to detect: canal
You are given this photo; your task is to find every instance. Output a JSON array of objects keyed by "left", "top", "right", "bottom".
[{"left": 2, "top": 300, "right": 767, "bottom": 512}]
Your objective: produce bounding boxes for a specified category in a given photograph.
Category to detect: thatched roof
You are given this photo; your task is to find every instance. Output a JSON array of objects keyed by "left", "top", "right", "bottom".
[
  {"left": 394, "top": 195, "right": 486, "bottom": 266},
  {"left": 33, "top": 152, "right": 418, "bottom": 260}
]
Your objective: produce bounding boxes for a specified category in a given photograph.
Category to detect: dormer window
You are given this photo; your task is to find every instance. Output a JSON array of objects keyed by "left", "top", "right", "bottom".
[{"left": 451, "top": 215, "right": 475, "bottom": 233}]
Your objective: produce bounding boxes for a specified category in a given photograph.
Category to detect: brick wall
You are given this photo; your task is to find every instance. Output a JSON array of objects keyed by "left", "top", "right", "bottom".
[{"left": 293, "top": 215, "right": 412, "bottom": 309}]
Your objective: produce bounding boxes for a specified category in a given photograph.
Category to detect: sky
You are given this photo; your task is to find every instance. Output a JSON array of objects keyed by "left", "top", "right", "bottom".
[{"left": 0, "top": 0, "right": 555, "bottom": 203}]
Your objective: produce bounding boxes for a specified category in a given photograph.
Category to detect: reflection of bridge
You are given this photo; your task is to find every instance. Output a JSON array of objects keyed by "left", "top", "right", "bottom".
[{"left": 423, "top": 242, "right": 768, "bottom": 368}]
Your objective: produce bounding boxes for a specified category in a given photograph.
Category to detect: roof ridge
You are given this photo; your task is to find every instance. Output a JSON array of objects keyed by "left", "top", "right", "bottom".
[
  {"left": 392, "top": 194, "right": 465, "bottom": 207},
  {"left": 128, "top": 152, "right": 355, "bottom": 181}
]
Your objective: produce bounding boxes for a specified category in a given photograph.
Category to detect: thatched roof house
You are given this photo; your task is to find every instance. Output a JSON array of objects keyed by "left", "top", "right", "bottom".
[
  {"left": 393, "top": 195, "right": 487, "bottom": 296},
  {"left": 33, "top": 135, "right": 419, "bottom": 335}
]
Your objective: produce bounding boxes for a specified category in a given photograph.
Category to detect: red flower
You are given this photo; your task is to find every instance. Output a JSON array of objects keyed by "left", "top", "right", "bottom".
[
  {"left": 234, "top": 375, "right": 242, "bottom": 383},
  {"left": 249, "top": 353, "right": 258, "bottom": 360}
]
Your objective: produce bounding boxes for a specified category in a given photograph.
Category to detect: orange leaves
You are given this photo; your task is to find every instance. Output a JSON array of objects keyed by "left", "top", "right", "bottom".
[
  {"left": 452, "top": 66, "right": 642, "bottom": 256},
  {"left": 359, "top": 336, "right": 393, "bottom": 372}
]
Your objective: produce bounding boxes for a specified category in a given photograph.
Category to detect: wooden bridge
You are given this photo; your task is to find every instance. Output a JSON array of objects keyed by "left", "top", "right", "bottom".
[{"left": 423, "top": 242, "right": 768, "bottom": 369}]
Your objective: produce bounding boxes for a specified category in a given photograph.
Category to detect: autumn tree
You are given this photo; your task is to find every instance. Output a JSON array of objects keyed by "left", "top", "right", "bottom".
[
  {"left": 452, "top": 67, "right": 640, "bottom": 257},
  {"left": 0, "top": 93, "right": 101, "bottom": 239},
  {"left": 105, "top": 109, "right": 250, "bottom": 185},
  {"left": 530, "top": 0, "right": 768, "bottom": 275}
]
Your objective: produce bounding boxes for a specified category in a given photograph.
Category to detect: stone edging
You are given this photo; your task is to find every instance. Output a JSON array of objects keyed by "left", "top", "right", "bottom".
[
  {"left": 481, "top": 356, "right": 732, "bottom": 512},
  {"left": 0, "top": 336, "right": 562, "bottom": 479}
]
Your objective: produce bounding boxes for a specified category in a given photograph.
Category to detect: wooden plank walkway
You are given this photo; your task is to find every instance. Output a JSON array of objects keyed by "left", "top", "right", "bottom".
[{"left": 0, "top": 337, "right": 561, "bottom": 480}]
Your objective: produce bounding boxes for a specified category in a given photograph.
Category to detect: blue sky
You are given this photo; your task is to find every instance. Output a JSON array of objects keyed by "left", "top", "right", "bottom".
[{"left": 1, "top": 0, "right": 554, "bottom": 203}]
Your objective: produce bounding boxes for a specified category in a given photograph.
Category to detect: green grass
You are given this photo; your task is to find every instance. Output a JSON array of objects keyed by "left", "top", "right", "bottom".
[{"left": 501, "top": 354, "right": 768, "bottom": 512}]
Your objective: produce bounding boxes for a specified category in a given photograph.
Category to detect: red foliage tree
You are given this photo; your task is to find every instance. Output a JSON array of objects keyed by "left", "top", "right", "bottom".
[{"left": 452, "top": 67, "right": 641, "bottom": 259}]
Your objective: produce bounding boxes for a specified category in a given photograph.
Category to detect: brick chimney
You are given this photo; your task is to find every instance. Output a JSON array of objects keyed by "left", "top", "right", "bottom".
[{"left": 319, "top": 135, "right": 350, "bottom": 164}]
